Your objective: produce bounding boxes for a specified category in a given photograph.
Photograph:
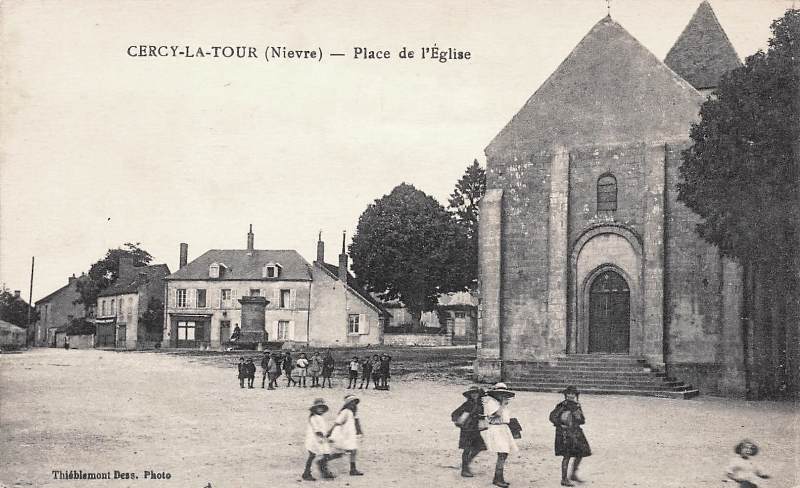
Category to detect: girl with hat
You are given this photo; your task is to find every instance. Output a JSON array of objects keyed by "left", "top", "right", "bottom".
[
  {"left": 548, "top": 385, "right": 591, "bottom": 486},
  {"left": 451, "top": 386, "right": 487, "bottom": 478},
  {"left": 327, "top": 394, "right": 364, "bottom": 476},
  {"left": 481, "top": 383, "right": 518, "bottom": 488},
  {"left": 302, "top": 398, "right": 334, "bottom": 481},
  {"left": 726, "top": 440, "right": 769, "bottom": 487}
]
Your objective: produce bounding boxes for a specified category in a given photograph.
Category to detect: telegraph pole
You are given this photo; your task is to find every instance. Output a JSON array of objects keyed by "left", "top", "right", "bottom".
[{"left": 27, "top": 256, "right": 35, "bottom": 347}]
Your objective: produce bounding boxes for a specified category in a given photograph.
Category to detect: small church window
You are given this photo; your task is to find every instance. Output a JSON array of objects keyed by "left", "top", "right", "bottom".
[{"left": 597, "top": 173, "right": 617, "bottom": 211}]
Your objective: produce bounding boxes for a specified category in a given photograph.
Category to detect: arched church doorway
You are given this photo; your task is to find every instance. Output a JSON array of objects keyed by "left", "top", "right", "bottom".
[{"left": 588, "top": 270, "right": 630, "bottom": 353}]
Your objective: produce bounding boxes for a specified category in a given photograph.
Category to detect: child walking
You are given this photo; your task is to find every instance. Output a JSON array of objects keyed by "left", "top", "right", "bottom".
[
  {"left": 302, "top": 398, "right": 334, "bottom": 481},
  {"left": 328, "top": 394, "right": 364, "bottom": 476},
  {"left": 346, "top": 356, "right": 360, "bottom": 389},
  {"left": 482, "top": 383, "right": 518, "bottom": 487},
  {"left": 549, "top": 385, "right": 591, "bottom": 486},
  {"left": 451, "top": 386, "right": 487, "bottom": 477},
  {"left": 726, "top": 440, "right": 770, "bottom": 487},
  {"left": 358, "top": 356, "right": 373, "bottom": 389}
]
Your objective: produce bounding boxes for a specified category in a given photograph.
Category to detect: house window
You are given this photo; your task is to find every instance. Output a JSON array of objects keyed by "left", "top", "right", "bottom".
[
  {"left": 209, "top": 263, "right": 220, "bottom": 278},
  {"left": 263, "top": 263, "right": 281, "bottom": 278},
  {"left": 177, "top": 289, "right": 187, "bottom": 308},
  {"left": 221, "top": 289, "right": 232, "bottom": 308},
  {"left": 348, "top": 314, "right": 360, "bottom": 334},
  {"left": 597, "top": 173, "right": 617, "bottom": 211},
  {"left": 280, "top": 289, "right": 291, "bottom": 308},
  {"left": 250, "top": 289, "right": 261, "bottom": 297},
  {"left": 101, "top": 300, "right": 106, "bottom": 316},
  {"left": 177, "top": 320, "right": 196, "bottom": 341},
  {"left": 277, "top": 320, "right": 291, "bottom": 340},
  {"left": 197, "top": 289, "right": 207, "bottom": 308}
]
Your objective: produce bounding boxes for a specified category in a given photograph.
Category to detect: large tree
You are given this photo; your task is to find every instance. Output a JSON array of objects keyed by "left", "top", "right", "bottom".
[
  {"left": 0, "top": 289, "right": 38, "bottom": 328},
  {"left": 350, "top": 183, "right": 467, "bottom": 325},
  {"left": 678, "top": 8, "right": 799, "bottom": 399},
  {"left": 76, "top": 243, "right": 154, "bottom": 310},
  {"left": 447, "top": 159, "right": 486, "bottom": 286}
]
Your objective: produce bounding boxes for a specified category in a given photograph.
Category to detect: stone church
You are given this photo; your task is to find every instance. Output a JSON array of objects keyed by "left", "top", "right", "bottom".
[{"left": 475, "top": 2, "right": 749, "bottom": 396}]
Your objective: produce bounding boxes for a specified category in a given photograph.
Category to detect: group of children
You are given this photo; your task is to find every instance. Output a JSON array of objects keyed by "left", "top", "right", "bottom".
[
  {"left": 236, "top": 351, "right": 392, "bottom": 390},
  {"left": 346, "top": 354, "right": 392, "bottom": 390}
]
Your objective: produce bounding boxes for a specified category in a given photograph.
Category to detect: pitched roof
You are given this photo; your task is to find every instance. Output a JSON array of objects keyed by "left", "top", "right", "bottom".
[
  {"left": 486, "top": 16, "right": 704, "bottom": 156},
  {"left": 320, "top": 263, "right": 391, "bottom": 316},
  {"left": 98, "top": 264, "right": 170, "bottom": 297},
  {"left": 36, "top": 278, "right": 81, "bottom": 305},
  {"left": 0, "top": 319, "right": 26, "bottom": 332},
  {"left": 664, "top": 1, "right": 741, "bottom": 90},
  {"left": 166, "top": 250, "right": 312, "bottom": 281}
]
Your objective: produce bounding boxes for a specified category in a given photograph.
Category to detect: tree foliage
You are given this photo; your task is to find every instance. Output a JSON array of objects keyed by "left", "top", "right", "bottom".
[
  {"left": 0, "top": 289, "right": 38, "bottom": 328},
  {"left": 677, "top": 8, "right": 799, "bottom": 273},
  {"left": 139, "top": 297, "right": 164, "bottom": 336},
  {"left": 448, "top": 159, "right": 486, "bottom": 286},
  {"left": 76, "top": 243, "right": 154, "bottom": 310},
  {"left": 350, "top": 183, "right": 467, "bottom": 323}
]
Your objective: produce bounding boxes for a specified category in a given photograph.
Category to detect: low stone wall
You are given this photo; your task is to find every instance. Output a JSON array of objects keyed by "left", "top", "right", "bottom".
[{"left": 383, "top": 333, "right": 452, "bottom": 347}]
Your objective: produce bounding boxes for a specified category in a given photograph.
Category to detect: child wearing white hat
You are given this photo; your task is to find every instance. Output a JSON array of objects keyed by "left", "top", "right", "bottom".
[
  {"left": 481, "top": 383, "right": 518, "bottom": 488},
  {"left": 302, "top": 398, "right": 334, "bottom": 481},
  {"left": 328, "top": 394, "right": 364, "bottom": 476}
]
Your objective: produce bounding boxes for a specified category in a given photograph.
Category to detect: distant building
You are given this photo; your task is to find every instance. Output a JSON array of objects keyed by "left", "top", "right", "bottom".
[
  {"left": 163, "top": 227, "right": 389, "bottom": 349},
  {"left": 382, "top": 291, "right": 478, "bottom": 345},
  {"left": 94, "top": 258, "right": 170, "bottom": 349},
  {"left": 0, "top": 319, "right": 27, "bottom": 350},
  {"left": 34, "top": 275, "right": 88, "bottom": 347}
]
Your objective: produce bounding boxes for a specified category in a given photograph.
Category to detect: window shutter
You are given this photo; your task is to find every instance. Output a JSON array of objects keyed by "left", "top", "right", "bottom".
[
  {"left": 290, "top": 289, "right": 297, "bottom": 309},
  {"left": 188, "top": 289, "right": 195, "bottom": 308},
  {"left": 288, "top": 320, "right": 295, "bottom": 341},
  {"left": 217, "top": 289, "right": 222, "bottom": 308},
  {"left": 232, "top": 289, "right": 239, "bottom": 308},
  {"left": 169, "top": 288, "right": 176, "bottom": 308},
  {"left": 359, "top": 314, "right": 368, "bottom": 334},
  {"left": 272, "top": 288, "right": 280, "bottom": 309}
]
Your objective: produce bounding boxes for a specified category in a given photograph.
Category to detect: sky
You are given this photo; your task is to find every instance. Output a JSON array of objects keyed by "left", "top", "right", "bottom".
[{"left": 0, "top": 0, "right": 792, "bottom": 303}]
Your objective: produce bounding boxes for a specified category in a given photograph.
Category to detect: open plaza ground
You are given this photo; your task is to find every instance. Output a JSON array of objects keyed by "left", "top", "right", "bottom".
[{"left": 1, "top": 348, "right": 797, "bottom": 488}]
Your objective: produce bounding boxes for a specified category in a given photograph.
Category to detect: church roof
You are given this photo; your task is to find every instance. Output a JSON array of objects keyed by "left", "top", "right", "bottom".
[
  {"left": 486, "top": 16, "right": 704, "bottom": 157},
  {"left": 664, "top": 1, "right": 741, "bottom": 90}
]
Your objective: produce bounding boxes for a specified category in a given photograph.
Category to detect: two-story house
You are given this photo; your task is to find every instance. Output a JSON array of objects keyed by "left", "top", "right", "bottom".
[
  {"left": 94, "top": 258, "right": 170, "bottom": 349},
  {"left": 163, "top": 226, "right": 389, "bottom": 349},
  {"left": 34, "top": 274, "right": 89, "bottom": 347}
]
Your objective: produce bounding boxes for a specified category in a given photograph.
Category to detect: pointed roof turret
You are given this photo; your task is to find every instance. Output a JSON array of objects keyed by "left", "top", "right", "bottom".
[
  {"left": 664, "top": 1, "right": 741, "bottom": 90},
  {"left": 486, "top": 16, "right": 703, "bottom": 156}
]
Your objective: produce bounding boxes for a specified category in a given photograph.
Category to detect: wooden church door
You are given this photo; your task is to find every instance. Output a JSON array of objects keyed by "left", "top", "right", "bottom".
[{"left": 588, "top": 270, "right": 630, "bottom": 353}]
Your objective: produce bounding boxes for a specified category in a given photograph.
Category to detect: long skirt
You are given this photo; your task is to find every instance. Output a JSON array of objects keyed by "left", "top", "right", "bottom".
[
  {"left": 459, "top": 429, "right": 487, "bottom": 451},
  {"left": 481, "top": 424, "right": 518, "bottom": 454},
  {"left": 554, "top": 427, "right": 592, "bottom": 457}
]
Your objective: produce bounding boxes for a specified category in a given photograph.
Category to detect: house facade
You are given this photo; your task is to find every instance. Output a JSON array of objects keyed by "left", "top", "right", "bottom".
[
  {"left": 163, "top": 227, "right": 388, "bottom": 349},
  {"left": 34, "top": 274, "right": 88, "bottom": 347},
  {"left": 94, "top": 258, "right": 170, "bottom": 349},
  {"left": 476, "top": 3, "right": 753, "bottom": 396}
]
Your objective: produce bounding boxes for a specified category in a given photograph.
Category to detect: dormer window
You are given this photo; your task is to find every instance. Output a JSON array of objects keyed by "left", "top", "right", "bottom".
[
  {"left": 262, "top": 262, "right": 282, "bottom": 278},
  {"left": 209, "top": 263, "right": 220, "bottom": 278}
]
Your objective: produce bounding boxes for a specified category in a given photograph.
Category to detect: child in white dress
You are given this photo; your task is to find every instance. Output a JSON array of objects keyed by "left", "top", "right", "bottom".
[
  {"left": 481, "top": 383, "right": 518, "bottom": 488},
  {"left": 302, "top": 398, "right": 333, "bottom": 481},
  {"left": 726, "top": 440, "right": 769, "bottom": 488},
  {"left": 328, "top": 394, "right": 364, "bottom": 476}
]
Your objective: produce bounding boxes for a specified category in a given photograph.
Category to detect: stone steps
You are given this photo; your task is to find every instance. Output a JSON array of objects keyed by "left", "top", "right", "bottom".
[{"left": 501, "top": 355, "right": 698, "bottom": 399}]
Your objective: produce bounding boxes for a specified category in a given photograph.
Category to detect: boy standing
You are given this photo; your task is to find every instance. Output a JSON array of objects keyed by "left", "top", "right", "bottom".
[
  {"left": 347, "top": 356, "right": 360, "bottom": 389},
  {"left": 358, "top": 356, "right": 373, "bottom": 389},
  {"left": 245, "top": 358, "right": 256, "bottom": 388},
  {"left": 237, "top": 357, "right": 246, "bottom": 388}
]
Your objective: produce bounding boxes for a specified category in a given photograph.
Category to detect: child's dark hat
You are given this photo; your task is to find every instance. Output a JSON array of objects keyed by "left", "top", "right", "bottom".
[
  {"left": 462, "top": 385, "right": 485, "bottom": 398},
  {"left": 734, "top": 439, "right": 759, "bottom": 456},
  {"left": 561, "top": 385, "right": 579, "bottom": 396},
  {"left": 310, "top": 398, "right": 329, "bottom": 413}
]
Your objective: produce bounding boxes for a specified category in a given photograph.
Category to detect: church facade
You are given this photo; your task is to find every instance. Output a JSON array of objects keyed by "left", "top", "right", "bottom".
[{"left": 475, "top": 3, "right": 749, "bottom": 396}]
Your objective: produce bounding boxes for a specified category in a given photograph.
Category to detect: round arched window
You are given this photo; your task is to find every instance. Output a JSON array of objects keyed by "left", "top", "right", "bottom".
[{"left": 597, "top": 173, "right": 617, "bottom": 211}]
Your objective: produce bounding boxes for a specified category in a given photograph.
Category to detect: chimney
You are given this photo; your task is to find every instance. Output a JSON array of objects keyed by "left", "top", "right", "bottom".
[
  {"left": 13, "top": 290, "right": 21, "bottom": 299},
  {"left": 338, "top": 231, "right": 348, "bottom": 283},
  {"left": 179, "top": 243, "right": 188, "bottom": 269},
  {"left": 68, "top": 273, "right": 76, "bottom": 284},
  {"left": 118, "top": 256, "right": 134, "bottom": 279},
  {"left": 247, "top": 224, "right": 254, "bottom": 251},
  {"left": 316, "top": 231, "right": 325, "bottom": 264}
]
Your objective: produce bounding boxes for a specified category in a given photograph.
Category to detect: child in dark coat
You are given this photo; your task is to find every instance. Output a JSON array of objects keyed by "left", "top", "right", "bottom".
[
  {"left": 451, "top": 386, "right": 487, "bottom": 477},
  {"left": 549, "top": 385, "right": 591, "bottom": 486},
  {"left": 237, "top": 357, "right": 246, "bottom": 388},
  {"left": 283, "top": 352, "right": 296, "bottom": 387},
  {"left": 358, "top": 356, "right": 373, "bottom": 389},
  {"left": 378, "top": 354, "right": 391, "bottom": 390},
  {"left": 245, "top": 359, "right": 256, "bottom": 388}
]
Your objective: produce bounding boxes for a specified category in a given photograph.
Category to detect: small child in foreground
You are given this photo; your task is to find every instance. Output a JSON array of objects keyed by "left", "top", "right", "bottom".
[
  {"left": 302, "top": 398, "right": 334, "bottom": 481},
  {"left": 726, "top": 440, "right": 770, "bottom": 488}
]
